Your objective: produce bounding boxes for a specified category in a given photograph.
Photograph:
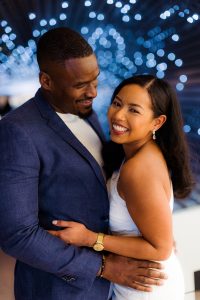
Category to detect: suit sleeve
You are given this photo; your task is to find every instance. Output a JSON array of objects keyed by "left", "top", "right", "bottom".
[{"left": 0, "top": 119, "right": 101, "bottom": 290}]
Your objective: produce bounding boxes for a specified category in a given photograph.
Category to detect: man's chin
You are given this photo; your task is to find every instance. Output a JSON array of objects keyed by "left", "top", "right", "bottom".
[{"left": 78, "top": 108, "right": 93, "bottom": 119}]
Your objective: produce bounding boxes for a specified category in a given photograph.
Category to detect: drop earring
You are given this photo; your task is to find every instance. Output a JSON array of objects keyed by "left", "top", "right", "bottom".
[{"left": 152, "top": 129, "right": 156, "bottom": 140}]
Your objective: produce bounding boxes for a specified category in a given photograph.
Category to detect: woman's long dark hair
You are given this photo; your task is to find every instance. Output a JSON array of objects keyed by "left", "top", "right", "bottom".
[{"left": 103, "top": 75, "right": 194, "bottom": 198}]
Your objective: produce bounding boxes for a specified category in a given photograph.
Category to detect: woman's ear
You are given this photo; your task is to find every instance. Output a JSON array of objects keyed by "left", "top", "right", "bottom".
[
  {"left": 39, "top": 72, "right": 52, "bottom": 91},
  {"left": 154, "top": 114, "right": 167, "bottom": 131}
]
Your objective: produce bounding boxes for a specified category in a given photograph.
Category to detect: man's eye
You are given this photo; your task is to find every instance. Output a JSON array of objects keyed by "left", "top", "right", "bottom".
[{"left": 75, "top": 84, "right": 86, "bottom": 89}]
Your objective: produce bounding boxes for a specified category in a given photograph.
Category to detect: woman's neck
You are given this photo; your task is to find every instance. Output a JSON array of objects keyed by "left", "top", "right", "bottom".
[{"left": 123, "top": 138, "right": 154, "bottom": 160}]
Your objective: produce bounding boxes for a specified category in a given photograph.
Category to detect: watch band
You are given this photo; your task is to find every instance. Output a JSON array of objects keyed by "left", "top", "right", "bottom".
[{"left": 97, "top": 232, "right": 104, "bottom": 244}]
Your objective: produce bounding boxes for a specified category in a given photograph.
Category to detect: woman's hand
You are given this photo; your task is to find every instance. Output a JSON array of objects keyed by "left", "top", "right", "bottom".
[{"left": 48, "top": 220, "right": 97, "bottom": 247}]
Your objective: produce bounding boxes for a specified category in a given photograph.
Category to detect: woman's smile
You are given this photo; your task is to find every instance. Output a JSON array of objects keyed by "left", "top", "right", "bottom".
[{"left": 111, "top": 122, "right": 129, "bottom": 135}]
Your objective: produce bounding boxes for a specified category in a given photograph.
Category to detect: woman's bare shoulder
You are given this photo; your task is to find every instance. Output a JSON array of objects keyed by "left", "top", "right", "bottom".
[
  {"left": 119, "top": 143, "right": 171, "bottom": 205},
  {"left": 120, "top": 143, "right": 168, "bottom": 187}
]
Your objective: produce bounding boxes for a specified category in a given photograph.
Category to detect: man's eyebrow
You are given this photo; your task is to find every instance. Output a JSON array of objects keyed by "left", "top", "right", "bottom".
[
  {"left": 115, "top": 95, "right": 143, "bottom": 109},
  {"left": 75, "top": 71, "right": 100, "bottom": 86}
]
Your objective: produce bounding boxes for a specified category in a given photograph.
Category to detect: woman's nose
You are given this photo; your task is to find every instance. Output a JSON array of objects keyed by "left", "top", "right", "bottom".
[{"left": 113, "top": 107, "right": 126, "bottom": 120}]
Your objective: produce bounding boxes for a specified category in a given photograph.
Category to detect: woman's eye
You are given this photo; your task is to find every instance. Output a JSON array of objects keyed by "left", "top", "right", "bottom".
[
  {"left": 130, "top": 108, "right": 139, "bottom": 113},
  {"left": 112, "top": 100, "right": 121, "bottom": 107}
]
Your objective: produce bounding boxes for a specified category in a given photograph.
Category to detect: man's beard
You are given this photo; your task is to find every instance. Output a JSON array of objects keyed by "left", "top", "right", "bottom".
[{"left": 78, "top": 108, "right": 93, "bottom": 119}]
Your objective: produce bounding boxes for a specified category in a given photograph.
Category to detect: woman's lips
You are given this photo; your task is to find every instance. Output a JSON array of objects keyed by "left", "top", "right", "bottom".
[{"left": 112, "top": 123, "right": 129, "bottom": 135}]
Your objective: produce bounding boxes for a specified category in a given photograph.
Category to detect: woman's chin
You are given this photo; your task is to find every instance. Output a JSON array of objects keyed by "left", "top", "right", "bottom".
[{"left": 110, "top": 135, "right": 125, "bottom": 144}]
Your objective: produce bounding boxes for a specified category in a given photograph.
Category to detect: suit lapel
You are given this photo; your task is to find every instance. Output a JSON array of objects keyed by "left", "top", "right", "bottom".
[
  {"left": 34, "top": 89, "right": 106, "bottom": 190},
  {"left": 86, "top": 112, "right": 106, "bottom": 143}
]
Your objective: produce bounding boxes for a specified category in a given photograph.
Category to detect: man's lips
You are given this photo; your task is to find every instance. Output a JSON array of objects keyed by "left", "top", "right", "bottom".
[{"left": 76, "top": 99, "right": 93, "bottom": 106}]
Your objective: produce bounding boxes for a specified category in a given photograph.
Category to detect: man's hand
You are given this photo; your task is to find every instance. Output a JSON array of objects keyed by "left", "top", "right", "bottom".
[{"left": 102, "top": 253, "right": 167, "bottom": 292}]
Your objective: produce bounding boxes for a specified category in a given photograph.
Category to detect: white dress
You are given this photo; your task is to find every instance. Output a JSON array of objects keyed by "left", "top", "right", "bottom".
[{"left": 108, "top": 170, "right": 184, "bottom": 300}]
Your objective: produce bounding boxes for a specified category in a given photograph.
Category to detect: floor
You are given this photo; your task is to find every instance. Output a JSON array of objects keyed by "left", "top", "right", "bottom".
[
  {"left": 0, "top": 249, "right": 15, "bottom": 300},
  {"left": 185, "top": 291, "right": 200, "bottom": 300}
]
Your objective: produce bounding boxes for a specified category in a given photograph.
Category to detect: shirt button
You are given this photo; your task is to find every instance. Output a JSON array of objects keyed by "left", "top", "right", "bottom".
[{"left": 102, "top": 216, "right": 109, "bottom": 222}]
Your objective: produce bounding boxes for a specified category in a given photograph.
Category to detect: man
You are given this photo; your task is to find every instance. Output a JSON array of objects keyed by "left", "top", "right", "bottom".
[{"left": 0, "top": 27, "right": 166, "bottom": 300}]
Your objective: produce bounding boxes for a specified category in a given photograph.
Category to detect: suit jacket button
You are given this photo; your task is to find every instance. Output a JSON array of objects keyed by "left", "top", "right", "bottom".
[{"left": 62, "top": 275, "right": 76, "bottom": 282}]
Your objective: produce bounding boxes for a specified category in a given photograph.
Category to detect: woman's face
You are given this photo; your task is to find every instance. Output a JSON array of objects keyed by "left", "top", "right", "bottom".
[{"left": 108, "top": 84, "right": 158, "bottom": 148}]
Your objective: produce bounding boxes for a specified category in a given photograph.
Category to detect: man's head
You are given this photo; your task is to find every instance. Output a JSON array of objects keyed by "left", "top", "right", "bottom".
[{"left": 36, "top": 27, "right": 99, "bottom": 117}]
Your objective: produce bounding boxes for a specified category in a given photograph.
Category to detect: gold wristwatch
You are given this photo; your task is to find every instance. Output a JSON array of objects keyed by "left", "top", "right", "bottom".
[{"left": 93, "top": 233, "right": 105, "bottom": 251}]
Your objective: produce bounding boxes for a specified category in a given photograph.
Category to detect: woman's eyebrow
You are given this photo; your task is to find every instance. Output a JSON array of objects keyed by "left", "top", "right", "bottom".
[{"left": 116, "top": 95, "right": 144, "bottom": 110}]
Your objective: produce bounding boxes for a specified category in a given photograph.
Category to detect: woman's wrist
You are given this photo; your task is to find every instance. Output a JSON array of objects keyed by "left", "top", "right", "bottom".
[{"left": 86, "top": 230, "right": 98, "bottom": 247}]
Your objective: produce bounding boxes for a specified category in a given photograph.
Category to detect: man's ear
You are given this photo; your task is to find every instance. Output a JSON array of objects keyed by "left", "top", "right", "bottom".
[
  {"left": 39, "top": 72, "right": 52, "bottom": 91},
  {"left": 154, "top": 114, "right": 167, "bottom": 131}
]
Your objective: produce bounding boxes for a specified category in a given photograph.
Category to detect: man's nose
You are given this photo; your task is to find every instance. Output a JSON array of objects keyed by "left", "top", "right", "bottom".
[{"left": 85, "top": 84, "right": 97, "bottom": 98}]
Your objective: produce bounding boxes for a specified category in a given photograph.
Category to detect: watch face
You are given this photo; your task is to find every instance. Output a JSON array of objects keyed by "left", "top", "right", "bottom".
[{"left": 93, "top": 243, "right": 104, "bottom": 251}]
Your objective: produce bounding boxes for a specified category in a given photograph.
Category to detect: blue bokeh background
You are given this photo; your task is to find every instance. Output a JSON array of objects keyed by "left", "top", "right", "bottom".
[{"left": 0, "top": 0, "right": 199, "bottom": 208}]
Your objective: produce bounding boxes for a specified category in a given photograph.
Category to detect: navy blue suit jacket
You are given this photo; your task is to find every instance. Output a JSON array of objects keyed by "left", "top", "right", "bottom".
[{"left": 0, "top": 89, "right": 110, "bottom": 300}]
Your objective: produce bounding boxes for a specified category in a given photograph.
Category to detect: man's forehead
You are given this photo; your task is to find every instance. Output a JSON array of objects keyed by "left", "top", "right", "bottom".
[
  {"left": 63, "top": 54, "right": 98, "bottom": 68},
  {"left": 63, "top": 56, "right": 99, "bottom": 78}
]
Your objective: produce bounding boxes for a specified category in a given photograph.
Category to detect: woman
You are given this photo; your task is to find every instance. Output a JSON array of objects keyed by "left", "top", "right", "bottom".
[{"left": 49, "top": 75, "right": 194, "bottom": 299}]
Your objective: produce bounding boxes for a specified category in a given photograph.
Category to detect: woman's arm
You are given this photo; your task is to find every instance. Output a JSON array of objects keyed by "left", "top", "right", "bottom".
[
  {"left": 49, "top": 157, "right": 173, "bottom": 261},
  {"left": 109, "top": 156, "right": 173, "bottom": 261}
]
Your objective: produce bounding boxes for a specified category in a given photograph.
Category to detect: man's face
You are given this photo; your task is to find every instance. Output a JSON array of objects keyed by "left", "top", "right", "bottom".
[{"left": 40, "top": 54, "right": 100, "bottom": 117}]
